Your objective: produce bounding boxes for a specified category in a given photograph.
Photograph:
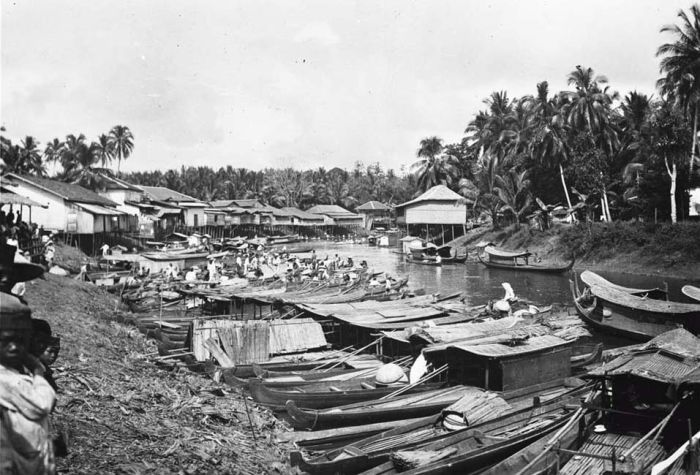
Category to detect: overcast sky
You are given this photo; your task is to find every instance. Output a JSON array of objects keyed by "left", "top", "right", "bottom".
[{"left": 0, "top": 0, "right": 692, "bottom": 173}]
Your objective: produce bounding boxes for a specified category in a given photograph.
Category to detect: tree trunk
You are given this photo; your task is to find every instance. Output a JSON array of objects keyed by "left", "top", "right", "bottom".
[
  {"left": 665, "top": 156, "right": 677, "bottom": 224},
  {"left": 600, "top": 196, "right": 607, "bottom": 222},
  {"left": 691, "top": 103, "right": 698, "bottom": 176},
  {"left": 602, "top": 189, "right": 612, "bottom": 222},
  {"left": 559, "top": 164, "right": 573, "bottom": 210}
]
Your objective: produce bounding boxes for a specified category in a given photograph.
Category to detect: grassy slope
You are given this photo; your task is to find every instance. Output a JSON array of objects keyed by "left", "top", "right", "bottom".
[
  {"left": 461, "top": 222, "right": 700, "bottom": 280},
  {"left": 23, "top": 274, "right": 293, "bottom": 474}
]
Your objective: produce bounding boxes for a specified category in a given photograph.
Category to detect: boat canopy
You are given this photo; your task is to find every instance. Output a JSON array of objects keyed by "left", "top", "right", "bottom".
[
  {"left": 588, "top": 284, "right": 700, "bottom": 315},
  {"left": 581, "top": 270, "right": 667, "bottom": 297},
  {"left": 484, "top": 246, "right": 531, "bottom": 259}
]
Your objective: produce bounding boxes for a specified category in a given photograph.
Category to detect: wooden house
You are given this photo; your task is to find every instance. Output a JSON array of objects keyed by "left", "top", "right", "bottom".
[
  {"left": 395, "top": 185, "right": 466, "bottom": 226},
  {"left": 356, "top": 200, "right": 392, "bottom": 229},
  {"left": 305, "top": 205, "right": 363, "bottom": 227},
  {"left": 139, "top": 186, "right": 207, "bottom": 227},
  {"left": 440, "top": 335, "right": 572, "bottom": 394},
  {"left": 1, "top": 173, "right": 130, "bottom": 234},
  {"left": 281, "top": 207, "right": 325, "bottom": 227}
]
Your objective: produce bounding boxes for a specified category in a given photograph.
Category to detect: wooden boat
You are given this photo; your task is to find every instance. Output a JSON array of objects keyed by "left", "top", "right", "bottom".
[
  {"left": 279, "top": 417, "right": 429, "bottom": 453},
  {"left": 248, "top": 379, "right": 443, "bottom": 410},
  {"left": 286, "top": 385, "right": 473, "bottom": 430},
  {"left": 682, "top": 284, "right": 700, "bottom": 302},
  {"left": 291, "top": 385, "right": 591, "bottom": 475},
  {"left": 406, "top": 255, "right": 442, "bottom": 266},
  {"left": 477, "top": 246, "right": 574, "bottom": 273},
  {"left": 232, "top": 366, "right": 382, "bottom": 389},
  {"left": 230, "top": 353, "right": 380, "bottom": 379},
  {"left": 580, "top": 270, "right": 667, "bottom": 299},
  {"left": 571, "top": 277, "right": 700, "bottom": 341}
]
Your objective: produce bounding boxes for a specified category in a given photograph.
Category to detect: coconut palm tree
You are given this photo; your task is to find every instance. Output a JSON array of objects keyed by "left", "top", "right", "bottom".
[
  {"left": 93, "top": 134, "right": 114, "bottom": 168},
  {"left": 563, "top": 65, "right": 619, "bottom": 156},
  {"left": 108, "top": 125, "right": 134, "bottom": 172},
  {"left": 43, "top": 138, "right": 65, "bottom": 166},
  {"left": 528, "top": 81, "right": 575, "bottom": 212},
  {"left": 657, "top": 4, "right": 700, "bottom": 175},
  {"left": 412, "top": 136, "right": 461, "bottom": 192},
  {"left": 17, "top": 136, "right": 46, "bottom": 176}
]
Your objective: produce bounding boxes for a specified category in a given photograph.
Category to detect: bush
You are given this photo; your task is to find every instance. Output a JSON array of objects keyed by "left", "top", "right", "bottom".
[{"left": 559, "top": 221, "right": 700, "bottom": 262}]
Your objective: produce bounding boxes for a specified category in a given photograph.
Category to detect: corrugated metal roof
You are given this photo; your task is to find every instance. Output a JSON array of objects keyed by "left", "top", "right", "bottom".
[
  {"left": 638, "top": 328, "right": 700, "bottom": 358},
  {"left": 139, "top": 185, "right": 202, "bottom": 203},
  {"left": 449, "top": 334, "right": 570, "bottom": 358},
  {"left": 75, "top": 202, "right": 126, "bottom": 216},
  {"left": 96, "top": 173, "right": 143, "bottom": 192},
  {"left": 306, "top": 204, "right": 360, "bottom": 217},
  {"left": 396, "top": 185, "right": 464, "bottom": 209},
  {"left": 4, "top": 174, "right": 117, "bottom": 206},
  {"left": 589, "top": 351, "right": 699, "bottom": 382},
  {"left": 281, "top": 207, "right": 326, "bottom": 221},
  {"left": 356, "top": 200, "right": 391, "bottom": 211},
  {"left": 0, "top": 190, "right": 47, "bottom": 208}
]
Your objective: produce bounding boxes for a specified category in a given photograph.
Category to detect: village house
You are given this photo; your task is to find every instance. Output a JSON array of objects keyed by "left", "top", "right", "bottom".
[
  {"left": 280, "top": 207, "right": 325, "bottom": 227},
  {"left": 305, "top": 204, "right": 363, "bottom": 227},
  {"left": 208, "top": 199, "right": 269, "bottom": 225},
  {"left": 356, "top": 200, "right": 393, "bottom": 229},
  {"left": 1, "top": 173, "right": 131, "bottom": 234},
  {"left": 95, "top": 174, "right": 157, "bottom": 236},
  {"left": 139, "top": 186, "right": 207, "bottom": 228},
  {"left": 395, "top": 185, "right": 466, "bottom": 241}
]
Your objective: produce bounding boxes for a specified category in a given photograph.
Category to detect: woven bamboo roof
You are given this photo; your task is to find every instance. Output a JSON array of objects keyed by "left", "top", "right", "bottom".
[{"left": 396, "top": 185, "right": 463, "bottom": 209}]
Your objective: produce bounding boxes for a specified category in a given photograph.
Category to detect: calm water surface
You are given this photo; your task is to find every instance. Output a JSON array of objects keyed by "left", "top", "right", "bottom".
[{"left": 301, "top": 241, "right": 699, "bottom": 306}]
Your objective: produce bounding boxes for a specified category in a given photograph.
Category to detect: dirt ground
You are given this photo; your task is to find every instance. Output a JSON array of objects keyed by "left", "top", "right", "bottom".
[{"left": 23, "top": 274, "right": 295, "bottom": 474}]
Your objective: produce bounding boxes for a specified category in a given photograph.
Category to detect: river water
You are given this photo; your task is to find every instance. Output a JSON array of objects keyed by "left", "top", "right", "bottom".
[{"left": 301, "top": 240, "right": 698, "bottom": 302}]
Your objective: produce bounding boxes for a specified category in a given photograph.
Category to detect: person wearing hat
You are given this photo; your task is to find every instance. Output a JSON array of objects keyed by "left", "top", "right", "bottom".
[
  {"left": 0, "top": 293, "right": 56, "bottom": 474},
  {"left": 0, "top": 243, "right": 45, "bottom": 301}
]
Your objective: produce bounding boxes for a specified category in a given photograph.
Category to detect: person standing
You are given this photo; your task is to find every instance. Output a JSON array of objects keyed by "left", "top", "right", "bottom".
[{"left": 0, "top": 292, "right": 56, "bottom": 474}]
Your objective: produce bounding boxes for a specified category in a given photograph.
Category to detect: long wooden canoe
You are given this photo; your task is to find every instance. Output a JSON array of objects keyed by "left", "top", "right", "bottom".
[
  {"left": 248, "top": 379, "right": 443, "bottom": 410},
  {"left": 291, "top": 385, "right": 592, "bottom": 475},
  {"left": 477, "top": 250, "right": 574, "bottom": 274},
  {"left": 286, "top": 385, "right": 473, "bottom": 430},
  {"left": 682, "top": 284, "right": 700, "bottom": 303},
  {"left": 571, "top": 279, "right": 700, "bottom": 341}
]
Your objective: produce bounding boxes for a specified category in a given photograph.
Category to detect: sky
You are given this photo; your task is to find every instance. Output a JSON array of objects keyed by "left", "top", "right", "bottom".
[{"left": 0, "top": 0, "right": 693, "bottom": 173}]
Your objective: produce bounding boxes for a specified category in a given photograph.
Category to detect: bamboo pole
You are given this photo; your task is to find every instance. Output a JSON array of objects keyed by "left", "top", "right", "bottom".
[
  {"left": 321, "top": 336, "right": 385, "bottom": 372},
  {"left": 378, "top": 363, "right": 448, "bottom": 400}
]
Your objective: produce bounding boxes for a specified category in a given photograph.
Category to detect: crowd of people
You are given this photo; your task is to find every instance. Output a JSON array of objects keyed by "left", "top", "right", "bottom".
[{"left": 0, "top": 241, "right": 62, "bottom": 474}]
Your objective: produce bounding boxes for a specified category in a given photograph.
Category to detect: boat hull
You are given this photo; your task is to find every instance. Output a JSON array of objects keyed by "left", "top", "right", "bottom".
[{"left": 478, "top": 254, "right": 574, "bottom": 273}]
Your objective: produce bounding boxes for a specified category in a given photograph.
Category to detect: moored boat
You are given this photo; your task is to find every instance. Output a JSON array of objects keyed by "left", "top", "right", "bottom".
[
  {"left": 571, "top": 275, "right": 700, "bottom": 341},
  {"left": 477, "top": 246, "right": 574, "bottom": 273},
  {"left": 248, "top": 379, "right": 443, "bottom": 410}
]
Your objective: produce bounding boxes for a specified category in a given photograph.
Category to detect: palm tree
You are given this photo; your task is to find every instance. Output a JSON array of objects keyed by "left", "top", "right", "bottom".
[
  {"left": 108, "top": 125, "right": 134, "bottom": 172},
  {"left": 412, "top": 136, "right": 460, "bottom": 192},
  {"left": 93, "top": 134, "right": 114, "bottom": 168},
  {"left": 657, "top": 4, "right": 700, "bottom": 175},
  {"left": 17, "top": 136, "right": 46, "bottom": 176},
  {"left": 494, "top": 168, "right": 532, "bottom": 228},
  {"left": 457, "top": 152, "right": 502, "bottom": 228},
  {"left": 43, "top": 138, "right": 65, "bottom": 166},
  {"left": 563, "top": 65, "right": 619, "bottom": 156},
  {"left": 529, "top": 81, "right": 575, "bottom": 212}
]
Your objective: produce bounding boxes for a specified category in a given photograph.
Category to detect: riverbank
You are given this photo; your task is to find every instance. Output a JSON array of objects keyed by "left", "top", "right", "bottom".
[
  {"left": 23, "top": 274, "right": 293, "bottom": 474},
  {"left": 461, "top": 221, "right": 700, "bottom": 281}
]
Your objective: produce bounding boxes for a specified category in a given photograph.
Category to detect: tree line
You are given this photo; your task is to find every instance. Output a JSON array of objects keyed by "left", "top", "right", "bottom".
[{"left": 411, "top": 5, "right": 700, "bottom": 225}]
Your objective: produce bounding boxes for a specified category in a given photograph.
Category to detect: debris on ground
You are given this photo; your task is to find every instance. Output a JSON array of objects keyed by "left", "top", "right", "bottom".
[{"left": 25, "top": 274, "right": 295, "bottom": 474}]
